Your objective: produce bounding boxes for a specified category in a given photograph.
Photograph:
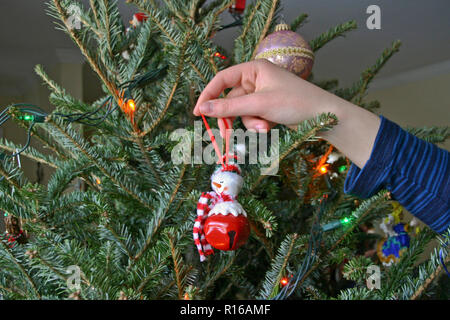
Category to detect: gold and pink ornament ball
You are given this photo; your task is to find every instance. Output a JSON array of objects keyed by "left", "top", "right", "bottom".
[{"left": 254, "top": 23, "right": 314, "bottom": 80}]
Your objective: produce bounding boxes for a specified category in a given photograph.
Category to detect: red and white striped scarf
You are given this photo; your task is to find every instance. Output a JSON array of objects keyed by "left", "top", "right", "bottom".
[{"left": 193, "top": 191, "right": 234, "bottom": 262}]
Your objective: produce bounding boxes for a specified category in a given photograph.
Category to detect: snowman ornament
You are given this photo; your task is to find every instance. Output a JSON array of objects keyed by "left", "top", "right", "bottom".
[{"left": 193, "top": 154, "right": 250, "bottom": 262}]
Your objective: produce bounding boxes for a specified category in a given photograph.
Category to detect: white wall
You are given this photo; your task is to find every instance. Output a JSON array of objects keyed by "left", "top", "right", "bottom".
[{"left": 367, "top": 69, "right": 450, "bottom": 151}]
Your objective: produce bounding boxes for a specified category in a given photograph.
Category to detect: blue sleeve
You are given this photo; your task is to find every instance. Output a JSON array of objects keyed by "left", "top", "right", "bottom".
[{"left": 344, "top": 116, "right": 450, "bottom": 234}]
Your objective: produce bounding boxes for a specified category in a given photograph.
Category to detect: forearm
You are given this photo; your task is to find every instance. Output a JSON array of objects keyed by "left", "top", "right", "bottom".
[
  {"left": 318, "top": 94, "right": 449, "bottom": 234},
  {"left": 317, "top": 93, "right": 381, "bottom": 169}
]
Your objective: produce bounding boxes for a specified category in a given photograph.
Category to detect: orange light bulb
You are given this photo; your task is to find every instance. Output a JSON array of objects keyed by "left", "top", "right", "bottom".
[
  {"left": 127, "top": 99, "right": 136, "bottom": 112},
  {"left": 319, "top": 165, "right": 328, "bottom": 174},
  {"left": 280, "top": 278, "right": 289, "bottom": 286},
  {"left": 184, "top": 293, "right": 190, "bottom": 300}
]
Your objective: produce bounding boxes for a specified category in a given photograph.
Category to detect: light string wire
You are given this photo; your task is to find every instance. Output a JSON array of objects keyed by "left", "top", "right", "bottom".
[
  {"left": 0, "top": 66, "right": 168, "bottom": 159},
  {"left": 54, "top": 96, "right": 117, "bottom": 126}
]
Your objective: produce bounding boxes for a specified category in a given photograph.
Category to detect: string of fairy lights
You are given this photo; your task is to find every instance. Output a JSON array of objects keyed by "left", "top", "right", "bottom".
[
  {"left": 0, "top": 2, "right": 243, "bottom": 211},
  {"left": 0, "top": 65, "right": 168, "bottom": 183},
  {"left": 0, "top": 0, "right": 240, "bottom": 178}
]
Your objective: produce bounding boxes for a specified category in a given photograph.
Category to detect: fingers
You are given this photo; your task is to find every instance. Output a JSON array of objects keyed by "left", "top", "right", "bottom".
[
  {"left": 241, "top": 116, "right": 270, "bottom": 133},
  {"left": 193, "top": 62, "right": 258, "bottom": 116},
  {"left": 197, "top": 92, "right": 270, "bottom": 119},
  {"left": 226, "top": 86, "right": 247, "bottom": 99},
  {"left": 217, "top": 86, "right": 242, "bottom": 137},
  {"left": 219, "top": 116, "right": 275, "bottom": 138}
]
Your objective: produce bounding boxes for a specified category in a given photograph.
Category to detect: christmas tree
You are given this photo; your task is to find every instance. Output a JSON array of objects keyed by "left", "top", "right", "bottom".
[{"left": 0, "top": 0, "right": 449, "bottom": 300}]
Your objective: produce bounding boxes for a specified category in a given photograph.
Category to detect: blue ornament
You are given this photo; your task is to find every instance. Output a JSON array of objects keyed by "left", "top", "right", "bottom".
[{"left": 377, "top": 223, "right": 410, "bottom": 266}]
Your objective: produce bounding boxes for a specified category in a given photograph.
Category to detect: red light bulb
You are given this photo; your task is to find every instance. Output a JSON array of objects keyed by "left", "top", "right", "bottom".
[{"left": 213, "top": 52, "right": 227, "bottom": 60}]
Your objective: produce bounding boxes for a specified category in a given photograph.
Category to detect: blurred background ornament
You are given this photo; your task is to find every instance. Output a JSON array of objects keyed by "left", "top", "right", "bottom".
[
  {"left": 229, "top": 0, "right": 246, "bottom": 14},
  {"left": 376, "top": 202, "right": 419, "bottom": 266},
  {"left": 2, "top": 213, "right": 27, "bottom": 245}
]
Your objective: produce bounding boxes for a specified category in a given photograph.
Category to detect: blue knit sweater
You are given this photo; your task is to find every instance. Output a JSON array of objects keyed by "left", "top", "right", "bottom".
[{"left": 344, "top": 116, "right": 450, "bottom": 234}]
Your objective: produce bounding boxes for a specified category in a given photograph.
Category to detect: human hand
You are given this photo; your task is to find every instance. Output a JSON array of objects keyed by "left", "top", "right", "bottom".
[
  {"left": 193, "top": 59, "right": 381, "bottom": 169},
  {"left": 193, "top": 59, "right": 341, "bottom": 135}
]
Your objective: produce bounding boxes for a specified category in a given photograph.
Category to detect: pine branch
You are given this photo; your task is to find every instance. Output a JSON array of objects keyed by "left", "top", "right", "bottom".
[
  {"left": 8, "top": 108, "right": 68, "bottom": 160},
  {"left": 204, "top": 0, "right": 234, "bottom": 38},
  {"left": 335, "top": 41, "right": 402, "bottom": 104},
  {"left": 122, "top": 20, "right": 154, "bottom": 79},
  {"left": 133, "top": 165, "right": 186, "bottom": 262},
  {"left": 0, "top": 241, "right": 41, "bottom": 299},
  {"left": 136, "top": 255, "right": 172, "bottom": 294},
  {"left": 290, "top": 13, "right": 308, "bottom": 32},
  {"left": 328, "top": 191, "right": 390, "bottom": 253},
  {"left": 46, "top": 117, "right": 154, "bottom": 210},
  {"left": 0, "top": 163, "right": 22, "bottom": 190},
  {"left": 89, "top": 0, "right": 102, "bottom": 30},
  {"left": 0, "top": 140, "right": 59, "bottom": 170},
  {"left": 134, "top": 136, "right": 163, "bottom": 186},
  {"left": 236, "top": 1, "right": 261, "bottom": 45},
  {"left": 380, "top": 229, "right": 435, "bottom": 299},
  {"left": 71, "top": 1, "right": 103, "bottom": 39},
  {"left": 202, "top": 253, "right": 237, "bottom": 294},
  {"left": 129, "top": 0, "right": 208, "bottom": 82},
  {"left": 139, "top": 39, "right": 187, "bottom": 137},
  {"left": 258, "top": 233, "right": 298, "bottom": 299},
  {"left": 98, "top": 0, "right": 123, "bottom": 66},
  {"left": 290, "top": 190, "right": 390, "bottom": 295},
  {"left": 35, "top": 64, "right": 65, "bottom": 96},
  {"left": 163, "top": 0, "right": 188, "bottom": 23},
  {"left": 310, "top": 20, "right": 357, "bottom": 52},
  {"left": 100, "top": 223, "right": 135, "bottom": 262},
  {"left": 410, "top": 253, "right": 449, "bottom": 300},
  {"left": 250, "top": 113, "right": 338, "bottom": 191},
  {"left": 50, "top": 0, "right": 121, "bottom": 103},
  {"left": 250, "top": 0, "right": 280, "bottom": 60},
  {"left": 167, "top": 233, "right": 184, "bottom": 299},
  {"left": 406, "top": 126, "right": 450, "bottom": 144}
]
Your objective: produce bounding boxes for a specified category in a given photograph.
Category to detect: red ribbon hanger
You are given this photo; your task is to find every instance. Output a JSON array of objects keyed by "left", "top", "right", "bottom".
[{"left": 200, "top": 115, "right": 233, "bottom": 168}]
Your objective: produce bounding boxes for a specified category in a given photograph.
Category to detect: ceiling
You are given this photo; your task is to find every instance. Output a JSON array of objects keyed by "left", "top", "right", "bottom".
[{"left": 1, "top": 0, "right": 449, "bottom": 96}]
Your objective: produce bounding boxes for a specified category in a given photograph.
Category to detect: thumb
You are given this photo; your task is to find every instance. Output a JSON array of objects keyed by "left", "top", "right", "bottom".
[{"left": 198, "top": 93, "right": 268, "bottom": 119}]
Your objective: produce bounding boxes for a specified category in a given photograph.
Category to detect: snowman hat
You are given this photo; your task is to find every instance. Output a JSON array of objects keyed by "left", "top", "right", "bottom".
[
  {"left": 216, "top": 143, "right": 246, "bottom": 176},
  {"left": 222, "top": 161, "right": 241, "bottom": 175},
  {"left": 212, "top": 154, "right": 241, "bottom": 177}
]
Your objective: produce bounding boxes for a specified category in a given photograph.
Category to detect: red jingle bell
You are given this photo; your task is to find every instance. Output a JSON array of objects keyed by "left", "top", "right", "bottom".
[{"left": 204, "top": 214, "right": 250, "bottom": 251}]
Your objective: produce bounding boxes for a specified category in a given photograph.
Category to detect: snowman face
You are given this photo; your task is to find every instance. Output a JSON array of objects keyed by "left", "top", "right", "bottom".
[{"left": 211, "top": 170, "right": 243, "bottom": 197}]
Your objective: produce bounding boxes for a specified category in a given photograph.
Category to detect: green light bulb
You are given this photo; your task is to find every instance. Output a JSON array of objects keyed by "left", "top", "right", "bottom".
[
  {"left": 19, "top": 115, "right": 34, "bottom": 121},
  {"left": 338, "top": 165, "right": 347, "bottom": 173},
  {"left": 341, "top": 217, "right": 351, "bottom": 224}
]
